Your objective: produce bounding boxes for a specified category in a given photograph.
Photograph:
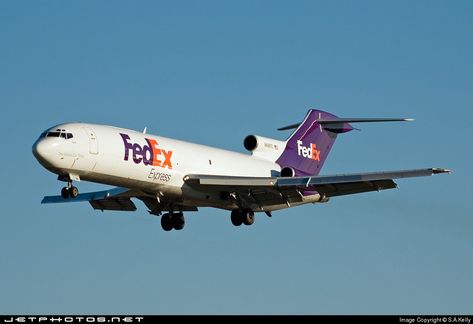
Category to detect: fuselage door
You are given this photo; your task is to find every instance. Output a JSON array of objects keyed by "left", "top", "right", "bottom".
[{"left": 84, "top": 127, "right": 99, "bottom": 154}]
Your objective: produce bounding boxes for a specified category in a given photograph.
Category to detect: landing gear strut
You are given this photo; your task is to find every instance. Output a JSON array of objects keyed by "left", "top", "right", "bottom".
[
  {"left": 61, "top": 180, "right": 79, "bottom": 199},
  {"left": 161, "top": 212, "right": 185, "bottom": 231},
  {"left": 230, "top": 209, "right": 255, "bottom": 227}
]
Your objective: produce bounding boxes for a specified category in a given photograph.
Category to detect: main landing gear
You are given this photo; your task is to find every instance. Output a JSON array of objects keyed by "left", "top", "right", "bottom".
[
  {"left": 61, "top": 180, "right": 79, "bottom": 199},
  {"left": 161, "top": 212, "right": 185, "bottom": 231},
  {"left": 231, "top": 209, "right": 255, "bottom": 227}
]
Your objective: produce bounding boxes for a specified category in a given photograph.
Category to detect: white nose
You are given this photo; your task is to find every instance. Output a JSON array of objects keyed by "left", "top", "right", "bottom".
[{"left": 32, "top": 139, "right": 56, "bottom": 167}]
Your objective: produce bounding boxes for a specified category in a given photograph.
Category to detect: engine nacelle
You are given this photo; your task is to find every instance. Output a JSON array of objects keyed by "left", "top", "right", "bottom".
[
  {"left": 280, "top": 166, "right": 296, "bottom": 177},
  {"left": 243, "top": 135, "right": 286, "bottom": 162}
]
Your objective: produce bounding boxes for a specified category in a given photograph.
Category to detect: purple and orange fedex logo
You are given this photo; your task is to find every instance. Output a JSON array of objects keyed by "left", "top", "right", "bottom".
[
  {"left": 297, "top": 140, "right": 320, "bottom": 161},
  {"left": 120, "top": 133, "right": 173, "bottom": 169}
]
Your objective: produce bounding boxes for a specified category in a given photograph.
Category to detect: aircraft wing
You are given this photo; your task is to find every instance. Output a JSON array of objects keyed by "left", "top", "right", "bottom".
[
  {"left": 184, "top": 168, "right": 451, "bottom": 209},
  {"left": 277, "top": 168, "right": 450, "bottom": 197},
  {"left": 41, "top": 187, "right": 198, "bottom": 213},
  {"left": 41, "top": 187, "right": 138, "bottom": 211}
]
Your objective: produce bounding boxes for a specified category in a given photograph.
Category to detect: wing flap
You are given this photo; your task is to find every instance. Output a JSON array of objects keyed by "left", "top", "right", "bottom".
[
  {"left": 315, "top": 179, "right": 397, "bottom": 197},
  {"left": 184, "top": 175, "right": 276, "bottom": 187},
  {"left": 89, "top": 198, "right": 137, "bottom": 211},
  {"left": 139, "top": 197, "right": 198, "bottom": 215}
]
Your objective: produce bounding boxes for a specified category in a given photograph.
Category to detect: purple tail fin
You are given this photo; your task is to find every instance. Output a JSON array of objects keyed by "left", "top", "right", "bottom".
[{"left": 276, "top": 109, "right": 354, "bottom": 176}]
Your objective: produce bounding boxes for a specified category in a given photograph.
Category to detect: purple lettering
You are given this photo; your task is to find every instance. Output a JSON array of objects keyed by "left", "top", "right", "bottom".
[
  {"left": 132, "top": 143, "right": 143, "bottom": 164},
  {"left": 143, "top": 139, "right": 154, "bottom": 166},
  {"left": 120, "top": 133, "right": 133, "bottom": 161},
  {"left": 120, "top": 133, "right": 172, "bottom": 169}
]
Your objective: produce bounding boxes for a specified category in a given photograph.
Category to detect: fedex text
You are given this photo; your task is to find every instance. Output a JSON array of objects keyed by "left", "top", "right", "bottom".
[
  {"left": 120, "top": 133, "right": 173, "bottom": 169},
  {"left": 297, "top": 140, "right": 320, "bottom": 161}
]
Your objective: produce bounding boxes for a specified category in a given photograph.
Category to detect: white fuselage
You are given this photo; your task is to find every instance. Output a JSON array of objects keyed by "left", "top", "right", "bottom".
[
  {"left": 33, "top": 123, "right": 287, "bottom": 210},
  {"left": 32, "top": 112, "right": 448, "bottom": 228}
]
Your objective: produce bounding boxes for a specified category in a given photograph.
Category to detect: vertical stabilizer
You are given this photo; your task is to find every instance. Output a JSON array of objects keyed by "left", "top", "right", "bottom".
[{"left": 276, "top": 109, "right": 353, "bottom": 176}]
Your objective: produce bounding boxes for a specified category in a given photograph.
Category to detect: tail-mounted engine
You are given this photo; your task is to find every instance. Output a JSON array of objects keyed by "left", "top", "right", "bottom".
[
  {"left": 243, "top": 135, "right": 286, "bottom": 162},
  {"left": 280, "top": 166, "right": 296, "bottom": 177}
]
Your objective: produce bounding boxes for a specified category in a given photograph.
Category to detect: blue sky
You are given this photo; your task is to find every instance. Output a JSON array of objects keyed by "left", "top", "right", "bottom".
[{"left": 1, "top": 0, "right": 472, "bottom": 314}]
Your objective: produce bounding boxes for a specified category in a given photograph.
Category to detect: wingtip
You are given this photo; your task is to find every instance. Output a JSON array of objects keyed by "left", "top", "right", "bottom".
[
  {"left": 432, "top": 168, "right": 452, "bottom": 174},
  {"left": 404, "top": 118, "right": 415, "bottom": 122}
]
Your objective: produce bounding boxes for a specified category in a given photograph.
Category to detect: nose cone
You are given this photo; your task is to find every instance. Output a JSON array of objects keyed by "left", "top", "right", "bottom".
[{"left": 32, "top": 138, "right": 56, "bottom": 167}]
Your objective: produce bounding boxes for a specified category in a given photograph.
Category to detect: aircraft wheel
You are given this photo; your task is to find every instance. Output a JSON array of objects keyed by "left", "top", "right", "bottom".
[
  {"left": 70, "top": 186, "right": 79, "bottom": 198},
  {"left": 61, "top": 187, "right": 69, "bottom": 199},
  {"left": 231, "top": 210, "right": 243, "bottom": 226},
  {"left": 161, "top": 214, "right": 173, "bottom": 231},
  {"left": 242, "top": 210, "right": 255, "bottom": 226},
  {"left": 172, "top": 213, "right": 185, "bottom": 231}
]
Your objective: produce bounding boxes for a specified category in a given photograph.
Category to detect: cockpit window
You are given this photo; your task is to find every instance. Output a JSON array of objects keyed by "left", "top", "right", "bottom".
[{"left": 45, "top": 131, "right": 73, "bottom": 139}]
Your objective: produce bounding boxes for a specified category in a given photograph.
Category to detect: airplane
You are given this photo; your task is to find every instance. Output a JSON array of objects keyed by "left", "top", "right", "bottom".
[{"left": 32, "top": 109, "right": 450, "bottom": 231}]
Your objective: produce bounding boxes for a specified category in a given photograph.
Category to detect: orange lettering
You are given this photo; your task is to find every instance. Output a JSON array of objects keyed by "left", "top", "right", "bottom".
[
  {"left": 162, "top": 150, "right": 173, "bottom": 169},
  {"left": 311, "top": 143, "right": 321, "bottom": 161},
  {"left": 146, "top": 139, "right": 162, "bottom": 167}
]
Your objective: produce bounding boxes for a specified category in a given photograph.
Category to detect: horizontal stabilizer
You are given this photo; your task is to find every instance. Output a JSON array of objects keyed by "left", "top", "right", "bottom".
[
  {"left": 318, "top": 118, "right": 414, "bottom": 124},
  {"left": 278, "top": 117, "right": 414, "bottom": 131},
  {"left": 277, "top": 123, "right": 302, "bottom": 131}
]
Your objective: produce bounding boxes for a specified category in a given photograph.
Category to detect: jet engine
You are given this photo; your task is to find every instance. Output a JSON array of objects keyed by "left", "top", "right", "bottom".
[{"left": 243, "top": 135, "right": 286, "bottom": 162}]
